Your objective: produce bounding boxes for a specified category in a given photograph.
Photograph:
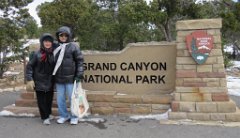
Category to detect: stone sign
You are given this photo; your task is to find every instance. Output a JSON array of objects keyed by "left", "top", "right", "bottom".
[
  {"left": 82, "top": 42, "right": 176, "bottom": 95},
  {"left": 186, "top": 30, "right": 214, "bottom": 64}
]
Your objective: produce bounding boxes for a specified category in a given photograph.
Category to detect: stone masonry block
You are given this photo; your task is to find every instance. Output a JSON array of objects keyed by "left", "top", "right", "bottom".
[
  {"left": 207, "top": 29, "right": 221, "bottom": 36},
  {"left": 93, "top": 102, "right": 111, "bottom": 107},
  {"left": 171, "top": 101, "right": 180, "bottom": 112},
  {"left": 114, "top": 108, "right": 131, "bottom": 114},
  {"left": 176, "top": 78, "right": 184, "bottom": 86},
  {"left": 220, "top": 78, "right": 227, "bottom": 87},
  {"left": 184, "top": 78, "right": 202, "bottom": 83},
  {"left": 182, "top": 65, "right": 197, "bottom": 70},
  {"left": 187, "top": 113, "right": 210, "bottom": 121},
  {"left": 212, "top": 93, "right": 229, "bottom": 101},
  {"left": 206, "top": 81, "right": 220, "bottom": 87},
  {"left": 197, "top": 72, "right": 226, "bottom": 78},
  {"left": 168, "top": 112, "right": 187, "bottom": 120},
  {"left": 197, "top": 65, "right": 213, "bottom": 72},
  {"left": 199, "top": 87, "right": 227, "bottom": 93},
  {"left": 204, "top": 57, "right": 218, "bottom": 64},
  {"left": 177, "top": 50, "right": 190, "bottom": 57},
  {"left": 176, "top": 70, "right": 197, "bottom": 78},
  {"left": 176, "top": 65, "right": 183, "bottom": 70},
  {"left": 213, "top": 64, "right": 224, "bottom": 70},
  {"left": 202, "top": 78, "right": 219, "bottom": 82},
  {"left": 114, "top": 95, "right": 142, "bottom": 103},
  {"left": 111, "top": 103, "right": 132, "bottom": 108},
  {"left": 152, "top": 104, "right": 170, "bottom": 110},
  {"left": 196, "top": 102, "right": 217, "bottom": 113},
  {"left": 214, "top": 43, "right": 222, "bottom": 49},
  {"left": 91, "top": 107, "right": 114, "bottom": 115},
  {"left": 217, "top": 57, "right": 224, "bottom": 64},
  {"left": 177, "top": 43, "right": 187, "bottom": 50},
  {"left": 183, "top": 82, "right": 206, "bottom": 87},
  {"left": 203, "top": 94, "right": 212, "bottom": 102},
  {"left": 213, "top": 35, "right": 222, "bottom": 44},
  {"left": 176, "top": 57, "right": 195, "bottom": 64},
  {"left": 210, "top": 113, "right": 226, "bottom": 121},
  {"left": 142, "top": 95, "right": 172, "bottom": 104},
  {"left": 132, "top": 107, "right": 151, "bottom": 114},
  {"left": 209, "top": 49, "right": 222, "bottom": 56},
  {"left": 177, "top": 30, "right": 194, "bottom": 37},
  {"left": 176, "top": 18, "right": 222, "bottom": 30},
  {"left": 181, "top": 93, "right": 204, "bottom": 102},
  {"left": 176, "top": 87, "right": 199, "bottom": 93},
  {"left": 179, "top": 102, "right": 196, "bottom": 112},
  {"left": 217, "top": 101, "right": 236, "bottom": 113},
  {"left": 226, "top": 113, "right": 240, "bottom": 122},
  {"left": 173, "top": 93, "right": 181, "bottom": 101},
  {"left": 176, "top": 36, "right": 185, "bottom": 43}
]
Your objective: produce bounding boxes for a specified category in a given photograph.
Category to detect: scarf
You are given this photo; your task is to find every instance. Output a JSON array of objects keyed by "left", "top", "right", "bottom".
[
  {"left": 40, "top": 48, "right": 53, "bottom": 62},
  {"left": 52, "top": 43, "right": 69, "bottom": 75}
]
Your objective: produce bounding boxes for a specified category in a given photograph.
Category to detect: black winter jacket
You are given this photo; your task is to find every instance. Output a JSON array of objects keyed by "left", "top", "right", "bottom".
[
  {"left": 54, "top": 26, "right": 84, "bottom": 83},
  {"left": 26, "top": 33, "right": 55, "bottom": 91}
]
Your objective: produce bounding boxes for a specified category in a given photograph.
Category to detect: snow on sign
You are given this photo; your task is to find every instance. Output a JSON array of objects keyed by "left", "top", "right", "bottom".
[{"left": 186, "top": 30, "right": 214, "bottom": 64}]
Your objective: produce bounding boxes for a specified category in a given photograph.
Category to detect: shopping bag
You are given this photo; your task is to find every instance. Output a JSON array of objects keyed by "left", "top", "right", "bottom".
[{"left": 71, "top": 80, "right": 89, "bottom": 118}]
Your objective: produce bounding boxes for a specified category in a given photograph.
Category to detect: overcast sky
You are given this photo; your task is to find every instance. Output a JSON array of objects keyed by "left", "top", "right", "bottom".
[{"left": 26, "top": 0, "right": 53, "bottom": 26}]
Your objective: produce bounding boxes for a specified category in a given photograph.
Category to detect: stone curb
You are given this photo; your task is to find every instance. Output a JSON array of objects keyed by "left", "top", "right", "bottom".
[{"left": 160, "top": 119, "right": 240, "bottom": 127}]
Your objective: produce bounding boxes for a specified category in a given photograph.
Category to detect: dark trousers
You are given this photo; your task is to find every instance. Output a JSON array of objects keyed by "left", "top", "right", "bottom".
[{"left": 36, "top": 91, "right": 54, "bottom": 120}]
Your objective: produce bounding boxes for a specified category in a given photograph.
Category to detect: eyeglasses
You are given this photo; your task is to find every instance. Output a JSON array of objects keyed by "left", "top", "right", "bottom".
[{"left": 59, "top": 34, "right": 68, "bottom": 37}]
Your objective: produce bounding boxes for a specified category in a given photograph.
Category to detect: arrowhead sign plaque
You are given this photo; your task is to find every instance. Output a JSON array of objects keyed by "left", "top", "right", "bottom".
[{"left": 186, "top": 30, "right": 214, "bottom": 64}]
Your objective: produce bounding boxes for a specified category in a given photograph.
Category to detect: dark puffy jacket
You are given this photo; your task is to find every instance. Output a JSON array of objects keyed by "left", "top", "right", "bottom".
[
  {"left": 54, "top": 26, "right": 84, "bottom": 83},
  {"left": 26, "top": 33, "right": 55, "bottom": 91}
]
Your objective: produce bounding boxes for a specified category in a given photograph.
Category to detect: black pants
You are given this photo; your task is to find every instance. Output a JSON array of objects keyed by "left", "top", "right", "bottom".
[{"left": 36, "top": 91, "right": 54, "bottom": 120}]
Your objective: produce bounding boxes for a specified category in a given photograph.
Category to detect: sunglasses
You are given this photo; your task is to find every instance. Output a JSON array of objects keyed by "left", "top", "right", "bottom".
[{"left": 59, "top": 34, "right": 68, "bottom": 37}]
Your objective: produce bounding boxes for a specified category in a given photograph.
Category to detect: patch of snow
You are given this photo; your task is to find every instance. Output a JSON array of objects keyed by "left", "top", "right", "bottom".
[
  {"left": 0, "top": 110, "right": 35, "bottom": 117},
  {"left": 22, "top": 39, "right": 39, "bottom": 49},
  {"left": 79, "top": 117, "right": 106, "bottom": 123},
  {"left": 3, "top": 71, "right": 20, "bottom": 76},
  {"left": 0, "top": 110, "right": 15, "bottom": 116},
  {"left": 130, "top": 109, "right": 170, "bottom": 121}
]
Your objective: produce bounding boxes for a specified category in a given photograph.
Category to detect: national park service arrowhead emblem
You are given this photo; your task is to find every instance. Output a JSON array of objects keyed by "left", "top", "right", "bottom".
[{"left": 186, "top": 30, "right": 214, "bottom": 64}]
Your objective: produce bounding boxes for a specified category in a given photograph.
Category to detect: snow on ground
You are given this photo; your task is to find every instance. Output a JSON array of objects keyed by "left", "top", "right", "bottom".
[
  {"left": 0, "top": 110, "right": 35, "bottom": 117},
  {"left": 130, "top": 109, "right": 169, "bottom": 121},
  {"left": 227, "top": 61, "right": 240, "bottom": 97},
  {"left": 22, "top": 39, "right": 39, "bottom": 49}
]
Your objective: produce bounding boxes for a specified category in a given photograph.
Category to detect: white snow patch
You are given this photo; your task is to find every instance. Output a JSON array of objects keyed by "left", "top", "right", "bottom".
[
  {"left": 226, "top": 61, "right": 240, "bottom": 97},
  {"left": 0, "top": 110, "right": 35, "bottom": 117},
  {"left": 130, "top": 109, "right": 170, "bottom": 121},
  {"left": 0, "top": 110, "right": 15, "bottom": 116},
  {"left": 22, "top": 39, "right": 39, "bottom": 49},
  {"left": 79, "top": 118, "right": 106, "bottom": 123}
]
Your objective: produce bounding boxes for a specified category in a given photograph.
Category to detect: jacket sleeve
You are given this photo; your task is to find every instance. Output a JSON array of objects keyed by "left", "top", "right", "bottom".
[
  {"left": 26, "top": 51, "right": 37, "bottom": 81},
  {"left": 72, "top": 43, "right": 84, "bottom": 78}
]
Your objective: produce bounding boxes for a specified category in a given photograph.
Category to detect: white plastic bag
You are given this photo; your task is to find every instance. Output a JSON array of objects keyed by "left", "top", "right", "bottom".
[{"left": 71, "top": 80, "right": 89, "bottom": 118}]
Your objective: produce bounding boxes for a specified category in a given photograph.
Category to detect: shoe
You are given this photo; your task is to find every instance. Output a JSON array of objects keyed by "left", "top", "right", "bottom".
[
  {"left": 57, "top": 117, "right": 70, "bottom": 124},
  {"left": 43, "top": 118, "right": 51, "bottom": 125},
  {"left": 70, "top": 118, "right": 79, "bottom": 125},
  {"left": 49, "top": 115, "right": 54, "bottom": 120}
]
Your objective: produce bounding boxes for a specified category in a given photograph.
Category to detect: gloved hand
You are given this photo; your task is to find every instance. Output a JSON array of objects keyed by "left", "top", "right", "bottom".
[
  {"left": 26, "top": 81, "right": 35, "bottom": 91},
  {"left": 75, "top": 76, "right": 84, "bottom": 82}
]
